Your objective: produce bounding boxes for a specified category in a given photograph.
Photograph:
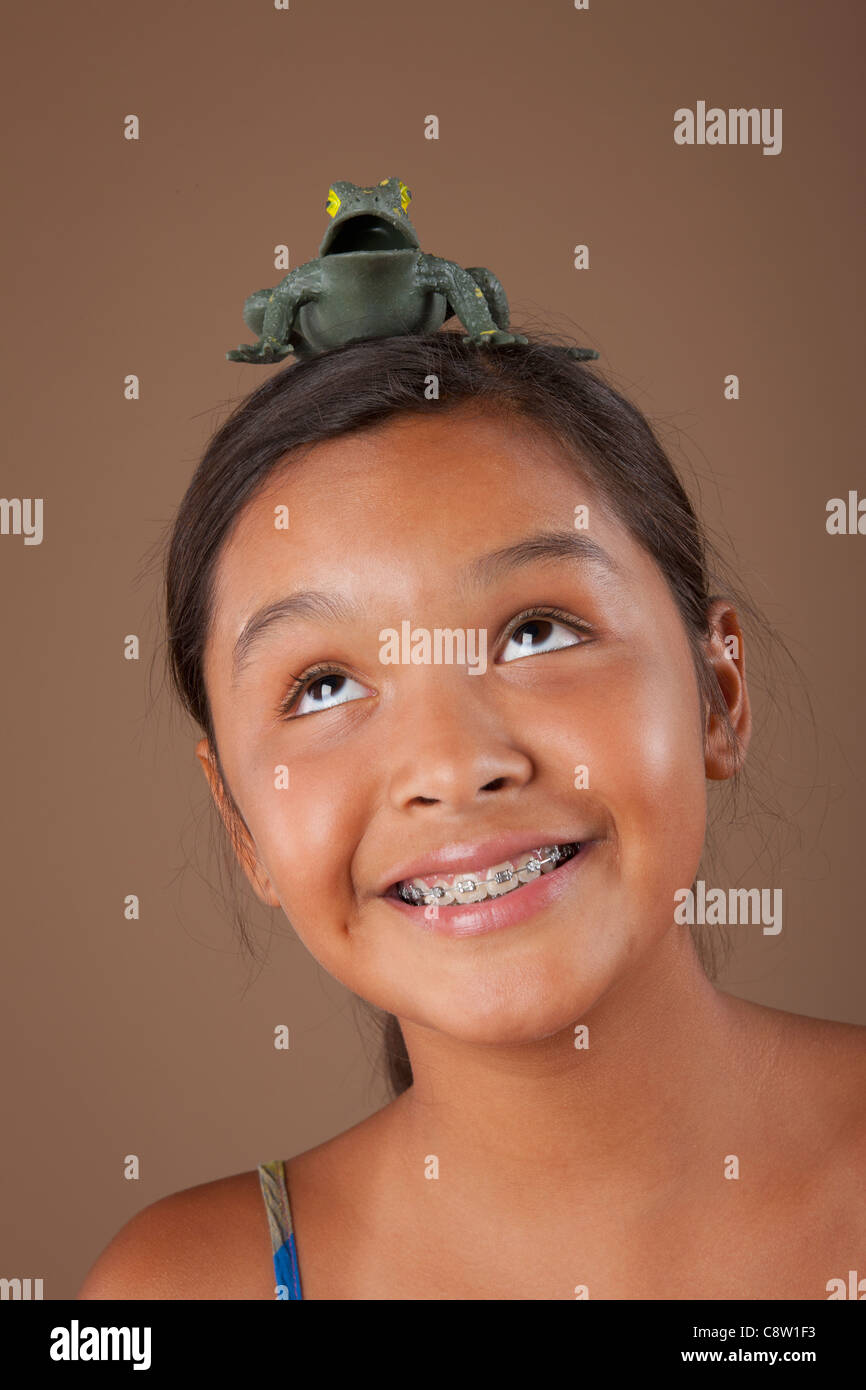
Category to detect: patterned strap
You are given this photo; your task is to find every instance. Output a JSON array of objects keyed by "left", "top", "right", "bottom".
[
  {"left": 259, "top": 1159, "right": 294, "bottom": 1248},
  {"left": 257, "top": 1159, "right": 303, "bottom": 1300}
]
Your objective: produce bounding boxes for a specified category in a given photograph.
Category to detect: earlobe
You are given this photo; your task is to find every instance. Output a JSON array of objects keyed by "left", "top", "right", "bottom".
[
  {"left": 193, "top": 738, "right": 282, "bottom": 908},
  {"left": 702, "top": 599, "right": 752, "bottom": 781}
]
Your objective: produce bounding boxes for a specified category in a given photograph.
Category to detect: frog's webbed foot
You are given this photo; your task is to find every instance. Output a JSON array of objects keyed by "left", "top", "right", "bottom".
[
  {"left": 565, "top": 346, "right": 600, "bottom": 361},
  {"left": 462, "top": 329, "right": 529, "bottom": 347},
  {"left": 226, "top": 343, "right": 261, "bottom": 362},
  {"left": 226, "top": 338, "right": 294, "bottom": 364}
]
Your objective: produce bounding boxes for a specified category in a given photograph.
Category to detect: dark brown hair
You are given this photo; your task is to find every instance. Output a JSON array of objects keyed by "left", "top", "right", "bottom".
[{"left": 162, "top": 330, "right": 802, "bottom": 1099}]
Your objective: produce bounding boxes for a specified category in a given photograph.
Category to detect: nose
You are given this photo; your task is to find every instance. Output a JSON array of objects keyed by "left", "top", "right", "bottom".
[{"left": 385, "top": 678, "right": 534, "bottom": 814}]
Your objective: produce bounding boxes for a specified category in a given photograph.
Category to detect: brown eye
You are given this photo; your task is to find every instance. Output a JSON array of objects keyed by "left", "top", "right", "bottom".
[
  {"left": 500, "top": 615, "right": 587, "bottom": 664},
  {"left": 281, "top": 669, "right": 372, "bottom": 720}
]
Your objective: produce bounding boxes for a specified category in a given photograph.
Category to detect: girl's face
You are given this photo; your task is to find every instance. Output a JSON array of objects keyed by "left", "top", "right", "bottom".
[{"left": 199, "top": 406, "right": 744, "bottom": 1044}]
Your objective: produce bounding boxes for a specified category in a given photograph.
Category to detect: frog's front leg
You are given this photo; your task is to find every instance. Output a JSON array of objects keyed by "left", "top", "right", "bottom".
[
  {"left": 416, "top": 254, "right": 528, "bottom": 347},
  {"left": 227, "top": 260, "right": 324, "bottom": 363}
]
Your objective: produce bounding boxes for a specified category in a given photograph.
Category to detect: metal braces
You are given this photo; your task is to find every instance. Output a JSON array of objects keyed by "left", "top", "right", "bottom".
[{"left": 400, "top": 843, "right": 576, "bottom": 906}]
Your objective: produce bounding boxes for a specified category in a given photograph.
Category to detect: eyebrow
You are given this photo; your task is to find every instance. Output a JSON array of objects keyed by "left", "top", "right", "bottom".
[
  {"left": 230, "top": 529, "right": 619, "bottom": 682},
  {"left": 463, "top": 530, "right": 618, "bottom": 591}
]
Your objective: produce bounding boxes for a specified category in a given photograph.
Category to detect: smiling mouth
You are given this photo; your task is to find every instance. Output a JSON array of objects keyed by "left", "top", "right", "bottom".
[{"left": 387, "top": 842, "right": 582, "bottom": 908}]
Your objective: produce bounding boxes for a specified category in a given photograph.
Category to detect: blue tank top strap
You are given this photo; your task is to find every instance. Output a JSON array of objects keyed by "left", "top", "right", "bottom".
[{"left": 257, "top": 1159, "right": 303, "bottom": 1300}]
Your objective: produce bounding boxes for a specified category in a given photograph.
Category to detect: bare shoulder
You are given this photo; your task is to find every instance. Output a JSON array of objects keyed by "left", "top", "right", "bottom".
[
  {"left": 76, "top": 1099, "right": 401, "bottom": 1302},
  {"left": 76, "top": 1168, "right": 274, "bottom": 1301},
  {"left": 723, "top": 993, "right": 866, "bottom": 1159},
  {"left": 761, "top": 1000, "right": 865, "bottom": 1082}
]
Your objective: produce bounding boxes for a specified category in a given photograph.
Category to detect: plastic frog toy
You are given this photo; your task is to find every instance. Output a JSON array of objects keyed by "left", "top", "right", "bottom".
[{"left": 226, "top": 177, "right": 598, "bottom": 365}]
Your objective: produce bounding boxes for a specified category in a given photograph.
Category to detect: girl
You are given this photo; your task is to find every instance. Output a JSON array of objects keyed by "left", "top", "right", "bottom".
[{"left": 78, "top": 331, "right": 866, "bottom": 1300}]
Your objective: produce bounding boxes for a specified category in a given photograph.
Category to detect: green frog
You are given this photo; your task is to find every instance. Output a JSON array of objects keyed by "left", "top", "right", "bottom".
[{"left": 226, "top": 177, "right": 598, "bottom": 364}]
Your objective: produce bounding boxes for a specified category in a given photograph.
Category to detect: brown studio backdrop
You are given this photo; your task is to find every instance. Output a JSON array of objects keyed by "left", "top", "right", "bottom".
[{"left": 0, "top": 0, "right": 862, "bottom": 1297}]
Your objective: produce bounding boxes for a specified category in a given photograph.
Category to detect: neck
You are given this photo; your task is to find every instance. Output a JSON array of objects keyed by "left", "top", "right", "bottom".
[{"left": 392, "top": 927, "right": 753, "bottom": 1206}]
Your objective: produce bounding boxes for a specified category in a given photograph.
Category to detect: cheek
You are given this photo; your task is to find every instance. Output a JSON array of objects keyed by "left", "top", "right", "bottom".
[
  {"left": 546, "top": 646, "right": 708, "bottom": 916},
  {"left": 609, "top": 668, "right": 707, "bottom": 924},
  {"left": 235, "top": 741, "right": 367, "bottom": 941}
]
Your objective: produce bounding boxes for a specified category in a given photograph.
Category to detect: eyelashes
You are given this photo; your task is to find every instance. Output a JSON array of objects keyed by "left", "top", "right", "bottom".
[
  {"left": 276, "top": 604, "right": 595, "bottom": 721},
  {"left": 277, "top": 664, "right": 366, "bottom": 720},
  {"left": 500, "top": 606, "right": 592, "bottom": 663}
]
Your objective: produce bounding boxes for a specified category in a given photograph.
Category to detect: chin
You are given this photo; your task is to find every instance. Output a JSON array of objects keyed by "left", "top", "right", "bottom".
[
  {"left": 400, "top": 910, "right": 673, "bottom": 1048},
  {"left": 407, "top": 961, "right": 622, "bottom": 1049}
]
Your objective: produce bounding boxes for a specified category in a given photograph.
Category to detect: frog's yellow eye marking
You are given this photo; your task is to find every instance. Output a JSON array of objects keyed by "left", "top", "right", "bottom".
[
  {"left": 326, "top": 188, "right": 341, "bottom": 218},
  {"left": 379, "top": 179, "right": 389, "bottom": 186},
  {"left": 399, "top": 180, "right": 412, "bottom": 213}
]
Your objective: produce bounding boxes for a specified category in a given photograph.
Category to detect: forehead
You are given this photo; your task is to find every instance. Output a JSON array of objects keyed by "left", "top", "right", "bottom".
[{"left": 207, "top": 406, "right": 657, "bottom": 651}]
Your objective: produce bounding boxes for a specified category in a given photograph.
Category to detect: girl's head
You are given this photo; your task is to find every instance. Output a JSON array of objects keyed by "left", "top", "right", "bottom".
[{"left": 164, "top": 332, "right": 753, "bottom": 1092}]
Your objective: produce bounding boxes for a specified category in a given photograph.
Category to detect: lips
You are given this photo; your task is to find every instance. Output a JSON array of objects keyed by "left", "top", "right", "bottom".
[
  {"left": 377, "top": 831, "right": 591, "bottom": 901},
  {"left": 385, "top": 837, "right": 594, "bottom": 938},
  {"left": 396, "top": 842, "right": 581, "bottom": 907}
]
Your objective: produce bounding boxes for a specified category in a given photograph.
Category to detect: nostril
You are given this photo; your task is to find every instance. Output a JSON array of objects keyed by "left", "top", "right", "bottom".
[{"left": 482, "top": 777, "right": 508, "bottom": 792}]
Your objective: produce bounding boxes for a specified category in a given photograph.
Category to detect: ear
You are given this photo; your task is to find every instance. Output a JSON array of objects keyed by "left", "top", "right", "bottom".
[
  {"left": 701, "top": 598, "right": 752, "bottom": 781},
  {"left": 194, "top": 738, "right": 281, "bottom": 908}
]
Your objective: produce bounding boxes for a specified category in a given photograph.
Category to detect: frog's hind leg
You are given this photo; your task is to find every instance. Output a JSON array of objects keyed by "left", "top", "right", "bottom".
[
  {"left": 241, "top": 288, "right": 274, "bottom": 336},
  {"left": 441, "top": 268, "right": 510, "bottom": 330},
  {"left": 466, "top": 268, "right": 510, "bottom": 329}
]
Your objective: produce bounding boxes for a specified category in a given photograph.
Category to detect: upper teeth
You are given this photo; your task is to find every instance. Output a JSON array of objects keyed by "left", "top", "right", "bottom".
[{"left": 398, "top": 843, "right": 578, "bottom": 906}]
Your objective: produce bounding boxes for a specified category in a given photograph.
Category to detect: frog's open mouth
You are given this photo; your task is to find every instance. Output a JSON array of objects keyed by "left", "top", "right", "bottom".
[{"left": 322, "top": 214, "right": 416, "bottom": 255}]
